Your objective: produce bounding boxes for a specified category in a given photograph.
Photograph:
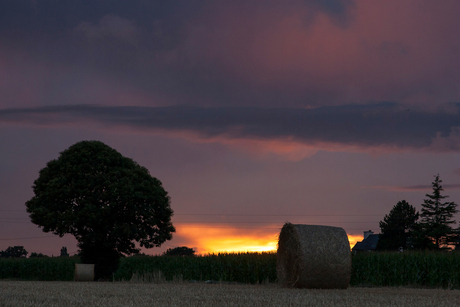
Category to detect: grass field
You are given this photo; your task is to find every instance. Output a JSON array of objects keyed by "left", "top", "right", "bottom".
[{"left": 1, "top": 281, "right": 460, "bottom": 307}]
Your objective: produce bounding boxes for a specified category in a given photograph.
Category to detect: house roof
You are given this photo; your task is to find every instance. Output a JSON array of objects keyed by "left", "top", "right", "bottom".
[{"left": 352, "top": 234, "right": 380, "bottom": 251}]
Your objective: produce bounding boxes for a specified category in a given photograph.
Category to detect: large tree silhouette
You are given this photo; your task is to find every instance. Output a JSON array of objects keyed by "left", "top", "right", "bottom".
[{"left": 26, "top": 140, "right": 175, "bottom": 279}]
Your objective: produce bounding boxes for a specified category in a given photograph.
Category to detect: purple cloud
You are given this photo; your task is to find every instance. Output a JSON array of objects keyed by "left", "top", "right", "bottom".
[{"left": 0, "top": 103, "right": 459, "bottom": 154}]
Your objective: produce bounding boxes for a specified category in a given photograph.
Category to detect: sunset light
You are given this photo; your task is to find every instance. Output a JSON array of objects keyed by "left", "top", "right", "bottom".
[
  {"left": 175, "top": 223, "right": 364, "bottom": 254},
  {"left": 174, "top": 223, "right": 279, "bottom": 254},
  {"left": 347, "top": 234, "right": 364, "bottom": 249}
]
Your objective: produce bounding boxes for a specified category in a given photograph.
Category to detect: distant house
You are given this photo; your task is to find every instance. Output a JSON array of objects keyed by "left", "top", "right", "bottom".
[{"left": 352, "top": 230, "right": 380, "bottom": 252}]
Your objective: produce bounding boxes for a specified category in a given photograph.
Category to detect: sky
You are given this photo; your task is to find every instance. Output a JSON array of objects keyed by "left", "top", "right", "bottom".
[{"left": 1, "top": 0, "right": 460, "bottom": 256}]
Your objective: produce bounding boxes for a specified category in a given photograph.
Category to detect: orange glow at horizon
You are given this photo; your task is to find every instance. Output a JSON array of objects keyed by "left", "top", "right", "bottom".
[
  {"left": 348, "top": 234, "right": 363, "bottom": 249},
  {"left": 175, "top": 224, "right": 279, "bottom": 255},
  {"left": 175, "top": 223, "right": 364, "bottom": 254}
]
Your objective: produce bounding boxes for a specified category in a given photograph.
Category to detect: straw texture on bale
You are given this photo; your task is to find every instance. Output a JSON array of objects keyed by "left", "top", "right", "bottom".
[
  {"left": 74, "top": 264, "right": 94, "bottom": 281},
  {"left": 277, "top": 223, "right": 351, "bottom": 289}
]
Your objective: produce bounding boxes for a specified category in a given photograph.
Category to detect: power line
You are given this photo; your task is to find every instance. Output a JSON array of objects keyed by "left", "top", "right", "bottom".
[
  {"left": 173, "top": 221, "right": 379, "bottom": 224},
  {"left": 0, "top": 224, "right": 381, "bottom": 241},
  {"left": 0, "top": 227, "right": 374, "bottom": 241},
  {"left": 174, "top": 213, "right": 384, "bottom": 217},
  {"left": 0, "top": 220, "right": 381, "bottom": 226},
  {"left": 165, "top": 225, "right": 375, "bottom": 231},
  {"left": 68, "top": 250, "right": 79, "bottom": 255},
  {"left": 0, "top": 214, "right": 383, "bottom": 241},
  {"left": 0, "top": 236, "right": 56, "bottom": 241},
  {"left": 0, "top": 210, "right": 384, "bottom": 217}
]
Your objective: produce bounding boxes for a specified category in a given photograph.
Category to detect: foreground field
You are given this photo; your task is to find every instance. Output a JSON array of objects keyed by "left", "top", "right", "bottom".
[{"left": 1, "top": 281, "right": 460, "bottom": 307}]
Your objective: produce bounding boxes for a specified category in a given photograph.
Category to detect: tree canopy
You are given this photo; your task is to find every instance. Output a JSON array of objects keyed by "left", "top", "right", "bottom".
[
  {"left": 0, "top": 246, "right": 28, "bottom": 258},
  {"left": 26, "top": 140, "right": 175, "bottom": 278},
  {"left": 377, "top": 200, "right": 419, "bottom": 251},
  {"left": 163, "top": 246, "right": 196, "bottom": 257}
]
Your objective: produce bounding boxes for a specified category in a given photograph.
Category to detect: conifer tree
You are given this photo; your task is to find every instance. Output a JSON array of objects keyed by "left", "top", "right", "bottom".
[{"left": 420, "top": 174, "right": 458, "bottom": 249}]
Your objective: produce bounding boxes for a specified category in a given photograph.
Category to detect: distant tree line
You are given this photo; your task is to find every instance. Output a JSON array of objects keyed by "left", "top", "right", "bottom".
[
  {"left": 0, "top": 246, "right": 28, "bottom": 258},
  {"left": 162, "top": 246, "right": 195, "bottom": 257},
  {"left": 377, "top": 174, "right": 459, "bottom": 251},
  {"left": 0, "top": 246, "right": 70, "bottom": 258}
]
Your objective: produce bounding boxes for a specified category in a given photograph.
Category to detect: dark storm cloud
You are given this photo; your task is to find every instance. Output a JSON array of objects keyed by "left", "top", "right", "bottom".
[
  {"left": 0, "top": 0, "right": 353, "bottom": 32},
  {"left": 0, "top": 0, "right": 202, "bottom": 63},
  {"left": 0, "top": 0, "right": 353, "bottom": 54},
  {"left": 0, "top": 0, "right": 201, "bottom": 33},
  {"left": 0, "top": 0, "right": 357, "bottom": 108},
  {"left": 1, "top": 1, "right": 460, "bottom": 111},
  {"left": 1, "top": 102, "right": 459, "bottom": 151},
  {"left": 0, "top": 1, "right": 202, "bottom": 80}
]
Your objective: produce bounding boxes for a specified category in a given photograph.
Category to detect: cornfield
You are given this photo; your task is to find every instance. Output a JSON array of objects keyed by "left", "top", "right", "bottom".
[
  {"left": 351, "top": 251, "right": 460, "bottom": 288},
  {"left": 114, "top": 252, "right": 277, "bottom": 284},
  {"left": 2, "top": 251, "right": 460, "bottom": 289},
  {"left": 0, "top": 257, "right": 79, "bottom": 281}
]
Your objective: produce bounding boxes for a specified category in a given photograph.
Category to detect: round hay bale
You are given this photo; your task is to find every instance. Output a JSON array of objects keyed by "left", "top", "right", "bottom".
[
  {"left": 277, "top": 223, "right": 351, "bottom": 289},
  {"left": 74, "top": 264, "right": 94, "bottom": 281}
]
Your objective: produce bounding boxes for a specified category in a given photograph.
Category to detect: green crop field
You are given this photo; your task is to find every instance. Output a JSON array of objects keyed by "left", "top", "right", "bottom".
[
  {"left": 2, "top": 251, "right": 460, "bottom": 289},
  {"left": 0, "top": 257, "right": 79, "bottom": 281},
  {"left": 351, "top": 251, "right": 460, "bottom": 288},
  {"left": 114, "top": 252, "right": 277, "bottom": 284}
]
